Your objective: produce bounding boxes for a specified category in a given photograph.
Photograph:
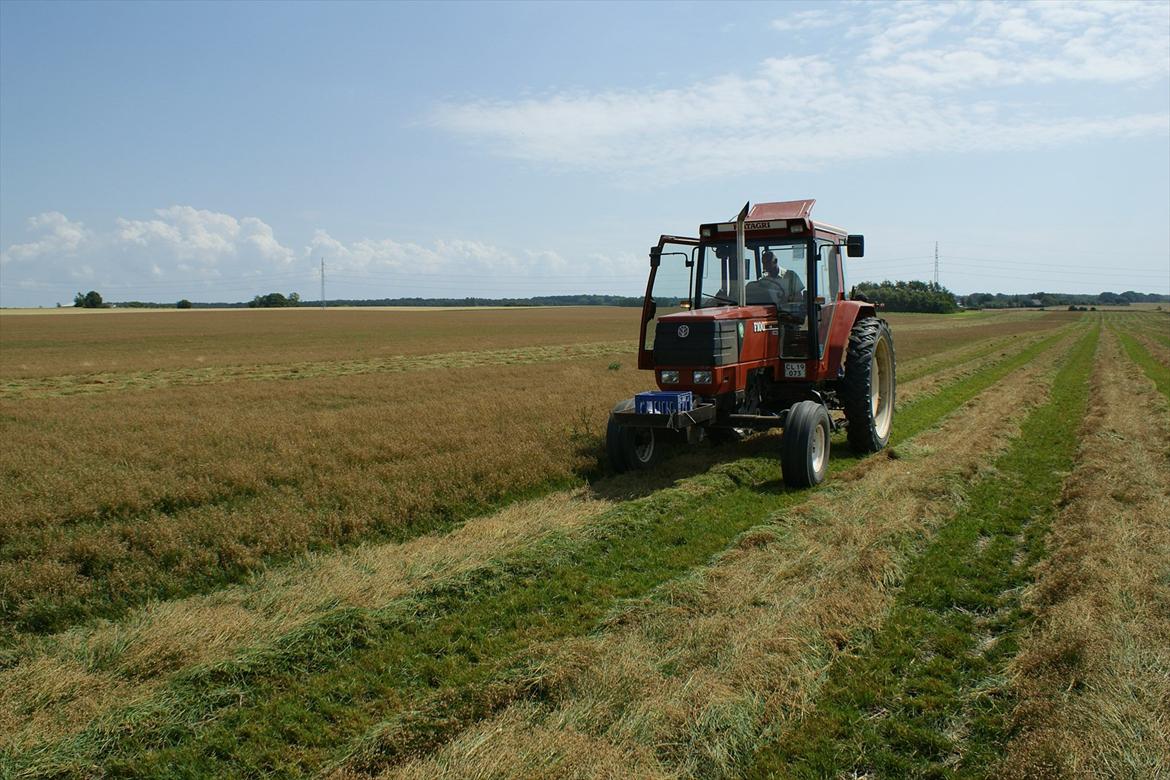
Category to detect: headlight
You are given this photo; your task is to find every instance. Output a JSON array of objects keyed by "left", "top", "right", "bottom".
[
  {"left": 660, "top": 370, "right": 680, "bottom": 384},
  {"left": 692, "top": 370, "right": 713, "bottom": 384}
]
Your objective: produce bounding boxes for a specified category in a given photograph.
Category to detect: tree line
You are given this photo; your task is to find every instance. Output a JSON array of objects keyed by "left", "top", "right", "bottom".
[{"left": 850, "top": 281, "right": 959, "bottom": 313}]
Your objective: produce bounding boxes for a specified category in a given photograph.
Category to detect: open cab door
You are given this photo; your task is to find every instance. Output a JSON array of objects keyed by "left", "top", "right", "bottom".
[{"left": 638, "top": 235, "right": 699, "bottom": 370}]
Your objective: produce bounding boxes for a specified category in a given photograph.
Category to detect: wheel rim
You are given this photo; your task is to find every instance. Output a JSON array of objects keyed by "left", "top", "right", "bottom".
[
  {"left": 633, "top": 429, "right": 655, "bottom": 462},
  {"left": 810, "top": 420, "right": 826, "bottom": 473},
  {"left": 872, "top": 335, "right": 894, "bottom": 439}
]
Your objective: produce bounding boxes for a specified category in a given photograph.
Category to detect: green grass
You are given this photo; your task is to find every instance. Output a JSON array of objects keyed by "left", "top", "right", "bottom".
[
  {"left": 1116, "top": 328, "right": 1170, "bottom": 400},
  {"left": 747, "top": 325, "right": 1098, "bottom": 780},
  {"left": 10, "top": 328, "right": 1076, "bottom": 779}
]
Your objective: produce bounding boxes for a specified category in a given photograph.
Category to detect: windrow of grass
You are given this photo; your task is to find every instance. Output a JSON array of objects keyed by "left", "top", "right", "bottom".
[
  {"left": 0, "top": 357, "right": 643, "bottom": 637},
  {"left": 0, "top": 340, "right": 635, "bottom": 400},
  {"left": 1115, "top": 325, "right": 1170, "bottom": 400},
  {"left": 0, "top": 314, "right": 1077, "bottom": 641},
  {"left": 898, "top": 329, "right": 1055, "bottom": 384},
  {"left": 746, "top": 324, "right": 1099, "bottom": 778},
  {"left": 998, "top": 323, "right": 1170, "bottom": 778},
  {"left": 0, "top": 307, "right": 639, "bottom": 380},
  {"left": 0, "top": 319, "right": 1074, "bottom": 760},
  {"left": 370, "top": 329, "right": 1081, "bottom": 780},
  {"left": 6, "top": 326, "right": 1081, "bottom": 778}
]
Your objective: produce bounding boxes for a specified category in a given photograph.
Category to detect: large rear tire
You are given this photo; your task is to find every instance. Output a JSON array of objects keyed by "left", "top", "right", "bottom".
[
  {"left": 842, "top": 317, "right": 896, "bottom": 453},
  {"left": 781, "top": 401, "right": 831, "bottom": 488}
]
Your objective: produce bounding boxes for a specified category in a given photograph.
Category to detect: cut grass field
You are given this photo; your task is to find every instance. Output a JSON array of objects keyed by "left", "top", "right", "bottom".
[{"left": 1, "top": 306, "right": 1163, "bottom": 779}]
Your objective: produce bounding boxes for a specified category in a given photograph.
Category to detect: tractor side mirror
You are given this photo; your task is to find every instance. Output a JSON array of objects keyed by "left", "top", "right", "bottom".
[{"left": 846, "top": 235, "right": 865, "bottom": 257}]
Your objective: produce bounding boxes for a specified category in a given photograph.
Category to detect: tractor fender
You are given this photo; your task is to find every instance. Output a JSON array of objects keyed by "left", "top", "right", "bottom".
[{"left": 825, "top": 300, "right": 879, "bottom": 376}]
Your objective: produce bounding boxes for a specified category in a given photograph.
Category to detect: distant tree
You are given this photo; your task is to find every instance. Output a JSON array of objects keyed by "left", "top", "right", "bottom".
[
  {"left": 851, "top": 280, "right": 958, "bottom": 313},
  {"left": 249, "top": 292, "right": 298, "bottom": 308},
  {"left": 177, "top": 299, "right": 192, "bottom": 309},
  {"left": 74, "top": 290, "right": 105, "bottom": 308}
]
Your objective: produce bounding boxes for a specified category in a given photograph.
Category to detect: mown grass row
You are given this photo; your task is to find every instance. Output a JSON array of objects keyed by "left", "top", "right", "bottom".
[
  {"left": 1, "top": 315, "right": 1079, "bottom": 640},
  {"left": 8, "top": 327, "right": 1080, "bottom": 778},
  {"left": 0, "top": 359, "right": 641, "bottom": 638},
  {"left": 1115, "top": 327, "right": 1170, "bottom": 400},
  {"left": 747, "top": 325, "right": 1098, "bottom": 778}
]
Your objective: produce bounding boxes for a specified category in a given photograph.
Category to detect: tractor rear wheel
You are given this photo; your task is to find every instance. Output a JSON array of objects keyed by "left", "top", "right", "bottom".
[
  {"left": 841, "top": 317, "right": 896, "bottom": 453},
  {"left": 781, "top": 401, "right": 831, "bottom": 488}
]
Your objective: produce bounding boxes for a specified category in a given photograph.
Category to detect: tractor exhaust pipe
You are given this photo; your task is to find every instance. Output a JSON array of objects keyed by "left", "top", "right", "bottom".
[{"left": 735, "top": 201, "right": 749, "bottom": 306}]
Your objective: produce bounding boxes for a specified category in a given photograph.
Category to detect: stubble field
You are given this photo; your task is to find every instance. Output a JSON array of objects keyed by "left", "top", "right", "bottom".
[{"left": 1, "top": 305, "right": 1166, "bottom": 779}]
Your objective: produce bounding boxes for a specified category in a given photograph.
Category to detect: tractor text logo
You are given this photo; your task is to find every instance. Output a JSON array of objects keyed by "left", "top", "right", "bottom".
[{"left": 677, "top": 325, "right": 690, "bottom": 338}]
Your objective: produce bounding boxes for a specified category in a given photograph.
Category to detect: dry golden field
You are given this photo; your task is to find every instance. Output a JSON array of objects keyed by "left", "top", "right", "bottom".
[{"left": 1, "top": 305, "right": 1165, "bottom": 779}]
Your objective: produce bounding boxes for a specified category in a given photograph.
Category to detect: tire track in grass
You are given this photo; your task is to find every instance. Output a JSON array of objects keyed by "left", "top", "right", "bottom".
[
  {"left": 5, "top": 328, "right": 1078, "bottom": 779},
  {"left": 998, "top": 324, "right": 1170, "bottom": 778},
  {"left": 348, "top": 328, "right": 1083, "bottom": 780},
  {"left": 745, "top": 325, "right": 1098, "bottom": 779}
]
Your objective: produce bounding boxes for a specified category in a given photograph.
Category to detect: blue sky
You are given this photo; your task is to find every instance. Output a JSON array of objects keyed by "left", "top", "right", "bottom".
[{"left": 1, "top": 0, "right": 1168, "bottom": 306}]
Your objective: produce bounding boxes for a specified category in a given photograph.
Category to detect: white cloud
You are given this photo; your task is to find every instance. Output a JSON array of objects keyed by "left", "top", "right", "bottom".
[
  {"left": 0, "top": 206, "right": 301, "bottom": 304},
  {"left": 4, "top": 209, "right": 621, "bottom": 305},
  {"left": 430, "top": 1, "right": 1170, "bottom": 182},
  {"left": 116, "top": 206, "right": 295, "bottom": 265},
  {"left": 0, "top": 212, "right": 90, "bottom": 264}
]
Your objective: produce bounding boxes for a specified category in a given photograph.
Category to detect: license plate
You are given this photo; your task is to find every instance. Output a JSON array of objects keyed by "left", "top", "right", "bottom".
[{"left": 784, "top": 362, "right": 807, "bottom": 378}]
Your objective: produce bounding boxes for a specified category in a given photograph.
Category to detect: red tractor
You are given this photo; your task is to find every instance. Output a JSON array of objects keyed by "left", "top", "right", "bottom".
[{"left": 608, "top": 200, "right": 895, "bottom": 487}]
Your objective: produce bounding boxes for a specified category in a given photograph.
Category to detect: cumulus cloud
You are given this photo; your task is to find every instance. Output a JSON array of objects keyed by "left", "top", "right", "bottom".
[
  {"left": 430, "top": 1, "right": 1170, "bottom": 182},
  {"left": 0, "top": 206, "right": 301, "bottom": 304},
  {"left": 0, "top": 208, "right": 635, "bottom": 305},
  {"left": 116, "top": 206, "right": 295, "bottom": 266},
  {"left": 1, "top": 212, "right": 90, "bottom": 264}
]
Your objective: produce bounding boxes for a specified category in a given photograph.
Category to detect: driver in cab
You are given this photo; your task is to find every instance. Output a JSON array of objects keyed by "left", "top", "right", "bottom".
[{"left": 747, "top": 250, "right": 804, "bottom": 307}]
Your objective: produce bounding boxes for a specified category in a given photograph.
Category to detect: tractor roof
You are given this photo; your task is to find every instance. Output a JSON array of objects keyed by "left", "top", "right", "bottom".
[
  {"left": 744, "top": 200, "right": 815, "bottom": 222},
  {"left": 699, "top": 199, "right": 848, "bottom": 241}
]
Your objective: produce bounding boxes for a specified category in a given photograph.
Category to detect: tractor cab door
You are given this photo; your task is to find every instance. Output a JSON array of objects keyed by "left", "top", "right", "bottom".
[
  {"left": 638, "top": 236, "right": 699, "bottom": 370},
  {"left": 813, "top": 240, "right": 844, "bottom": 359}
]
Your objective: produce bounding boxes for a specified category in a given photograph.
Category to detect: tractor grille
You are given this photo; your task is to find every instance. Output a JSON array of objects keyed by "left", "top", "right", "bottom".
[{"left": 653, "top": 320, "right": 739, "bottom": 366}]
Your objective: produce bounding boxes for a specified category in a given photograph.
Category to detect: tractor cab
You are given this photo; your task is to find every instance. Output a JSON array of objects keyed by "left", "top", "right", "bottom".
[{"left": 637, "top": 199, "right": 864, "bottom": 383}]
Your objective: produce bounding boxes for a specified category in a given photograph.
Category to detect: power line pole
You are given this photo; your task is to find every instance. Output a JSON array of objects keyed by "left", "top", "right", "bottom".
[
  {"left": 934, "top": 241, "right": 939, "bottom": 288},
  {"left": 320, "top": 258, "right": 326, "bottom": 309}
]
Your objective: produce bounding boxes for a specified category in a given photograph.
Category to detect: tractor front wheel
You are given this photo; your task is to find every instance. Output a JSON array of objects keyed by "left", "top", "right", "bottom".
[
  {"left": 781, "top": 401, "right": 831, "bottom": 488},
  {"left": 606, "top": 410, "right": 665, "bottom": 474},
  {"left": 842, "top": 317, "right": 896, "bottom": 453},
  {"left": 621, "top": 426, "right": 663, "bottom": 471}
]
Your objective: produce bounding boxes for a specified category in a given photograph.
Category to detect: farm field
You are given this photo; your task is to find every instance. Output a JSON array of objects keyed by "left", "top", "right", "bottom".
[{"left": 1, "top": 306, "right": 1167, "bottom": 778}]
